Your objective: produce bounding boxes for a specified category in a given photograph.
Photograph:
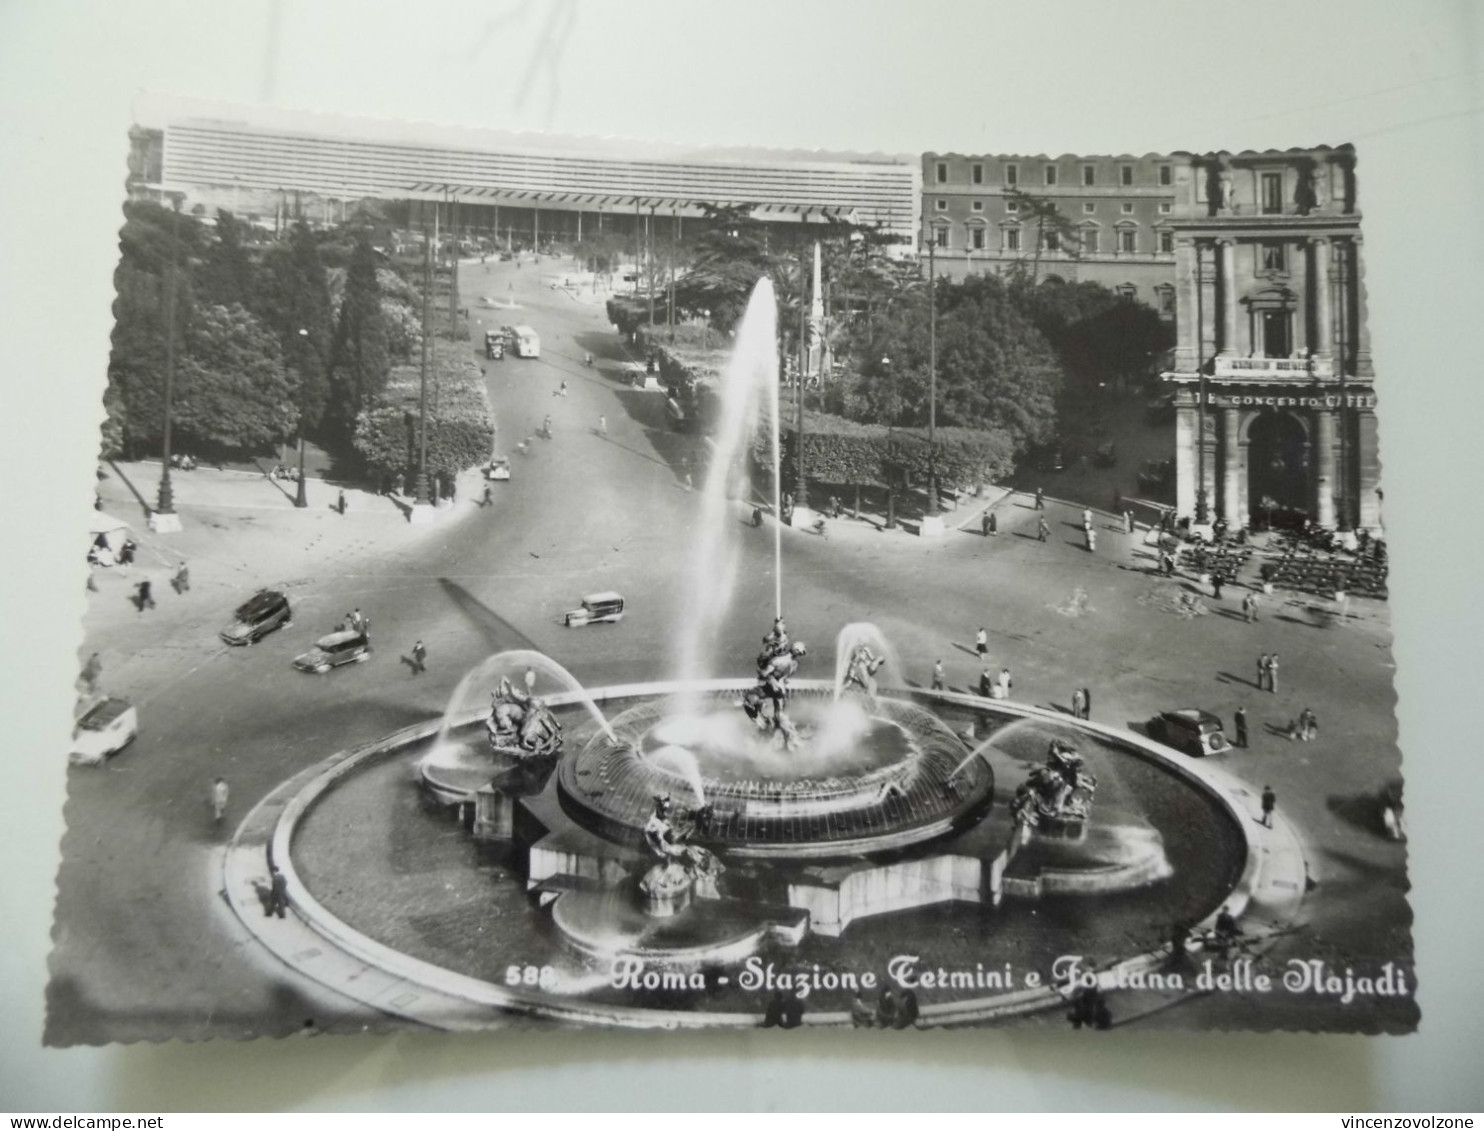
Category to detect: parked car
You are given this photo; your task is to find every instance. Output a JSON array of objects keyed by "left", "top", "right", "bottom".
[
  {"left": 293, "top": 630, "right": 370, "bottom": 673},
  {"left": 484, "top": 458, "right": 511, "bottom": 481},
  {"left": 220, "top": 589, "right": 292, "bottom": 646},
  {"left": 563, "top": 591, "right": 626, "bottom": 627},
  {"left": 70, "top": 697, "right": 139, "bottom": 765},
  {"left": 484, "top": 330, "right": 505, "bottom": 360},
  {"left": 1147, "top": 709, "right": 1230, "bottom": 756}
]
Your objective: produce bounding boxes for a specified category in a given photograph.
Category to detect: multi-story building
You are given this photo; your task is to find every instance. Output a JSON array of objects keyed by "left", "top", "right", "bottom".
[
  {"left": 127, "top": 112, "right": 921, "bottom": 252},
  {"left": 1162, "top": 145, "right": 1377, "bottom": 532},
  {"left": 920, "top": 153, "right": 1178, "bottom": 313}
]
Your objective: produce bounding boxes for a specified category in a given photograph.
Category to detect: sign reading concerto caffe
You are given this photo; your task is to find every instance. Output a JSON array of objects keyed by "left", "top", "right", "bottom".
[{"left": 1206, "top": 391, "right": 1378, "bottom": 410}]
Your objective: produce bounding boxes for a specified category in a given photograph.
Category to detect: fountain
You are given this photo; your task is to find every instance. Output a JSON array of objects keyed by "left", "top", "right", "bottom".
[{"left": 407, "top": 277, "right": 1180, "bottom": 968}]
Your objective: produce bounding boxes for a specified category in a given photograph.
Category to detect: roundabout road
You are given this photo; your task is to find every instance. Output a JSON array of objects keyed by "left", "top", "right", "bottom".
[{"left": 49, "top": 255, "right": 1412, "bottom": 1041}]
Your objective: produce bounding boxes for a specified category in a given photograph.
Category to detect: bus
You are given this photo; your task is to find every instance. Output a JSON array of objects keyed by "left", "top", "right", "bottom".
[{"left": 511, "top": 325, "right": 541, "bottom": 359}]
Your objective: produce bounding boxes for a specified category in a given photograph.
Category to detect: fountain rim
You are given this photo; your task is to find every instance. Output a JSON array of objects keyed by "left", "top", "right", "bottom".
[{"left": 220, "top": 681, "right": 1301, "bottom": 1030}]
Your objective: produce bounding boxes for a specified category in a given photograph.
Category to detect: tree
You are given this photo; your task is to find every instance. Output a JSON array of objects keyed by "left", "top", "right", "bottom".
[
  {"left": 1004, "top": 187, "right": 1082, "bottom": 285},
  {"left": 327, "top": 233, "right": 391, "bottom": 435},
  {"left": 260, "top": 222, "right": 333, "bottom": 435},
  {"left": 173, "top": 304, "right": 297, "bottom": 452},
  {"left": 199, "top": 210, "right": 254, "bottom": 308},
  {"left": 106, "top": 262, "right": 191, "bottom": 456}
]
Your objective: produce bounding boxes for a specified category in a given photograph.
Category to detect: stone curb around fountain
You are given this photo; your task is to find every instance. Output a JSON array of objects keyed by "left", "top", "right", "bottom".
[{"left": 223, "top": 681, "right": 1307, "bottom": 1031}]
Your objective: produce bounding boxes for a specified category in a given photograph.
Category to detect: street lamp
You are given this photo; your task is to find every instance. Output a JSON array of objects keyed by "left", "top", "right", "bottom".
[
  {"left": 882, "top": 355, "right": 897, "bottom": 529},
  {"left": 149, "top": 192, "right": 185, "bottom": 534},
  {"left": 294, "top": 328, "right": 310, "bottom": 508}
]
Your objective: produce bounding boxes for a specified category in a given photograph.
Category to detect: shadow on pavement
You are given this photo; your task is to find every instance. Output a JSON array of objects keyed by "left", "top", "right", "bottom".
[{"left": 436, "top": 577, "right": 540, "bottom": 653}]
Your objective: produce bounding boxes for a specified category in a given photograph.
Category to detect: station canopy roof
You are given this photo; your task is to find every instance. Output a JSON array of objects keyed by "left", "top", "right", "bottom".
[{"left": 400, "top": 182, "right": 861, "bottom": 224}]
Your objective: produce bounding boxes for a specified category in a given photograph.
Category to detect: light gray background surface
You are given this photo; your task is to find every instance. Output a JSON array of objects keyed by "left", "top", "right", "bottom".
[{"left": 2, "top": 0, "right": 1481, "bottom": 1112}]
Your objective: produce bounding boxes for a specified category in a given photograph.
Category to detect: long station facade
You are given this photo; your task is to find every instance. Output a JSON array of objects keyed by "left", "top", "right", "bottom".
[{"left": 1162, "top": 145, "right": 1378, "bottom": 533}]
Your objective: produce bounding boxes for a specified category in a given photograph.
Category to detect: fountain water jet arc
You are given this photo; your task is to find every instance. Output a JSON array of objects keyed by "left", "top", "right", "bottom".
[
  {"left": 673, "top": 278, "right": 779, "bottom": 687},
  {"left": 832, "top": 622, "right": 903, "bottom": 700}
]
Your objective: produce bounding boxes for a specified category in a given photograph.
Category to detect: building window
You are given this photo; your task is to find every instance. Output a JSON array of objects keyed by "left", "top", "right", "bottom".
[
  {"left": 1082, "top": 228, "right": 1098, "bottom": 254},
  {"left": 972, "top": 199, "right": 984, "bottom": 212},
  {"left": 1004, "top": 227, "right": 1021, "bottom": 252},
  {"left": 1156, "top": 284, "right": 1175, "bottom": 315},
  {"left": 1083, "top": 202, "right": 1096, "bottom": 214},
  {"left": 935, "top": 162, "right": 948, "bottom": 184},
  {"left": 1121, "top": 202, "right": 1134, "bottom": 214},
  {"left": 934, "top": 226, "right": 948, "bottom": 249},
  {"left": 1005, "top": 163, "right": 1019, "bottom": 186},
  {"left": 970, "top": 227, "right": 985, "bottom": 250},
  {"left": 1261, "top": 241, "right": 1287, "bottom": 272},
  {"left": 1082, "top": 164, "right": 1096, "bottom": 186},
  {"left": 1159, "top": 165, "right": 1172, "bottom": 186},
  {"left": 1118, "top": 229, "right": 1137, "bottom": 253},
  {"left": 1120, "top": 164, "right": 1134, "bottom": 186},
  {"left": 1159, "top": 202, "right": 1172, "bottom": 214},
  {"left": 1117, "top": 283, "right": 1137, "bottom": 301},
  {"left": 1044, "top": 230, "right": 1061, "bottom": 252},
  {"left": 1006, "top": 200, "right": 1019, "bottom": 213},
  {"left": 1044, "top": 164, "right": 1058, "bottom": 186},
  {"left": 1159, "top": 229, "right": 1174, "bottom": 254},
  {"left": 971, "top": 163, "right": 984, "bottom": 185},
  {"left": 935, "top": 199, "right": 947, "bottom": 211},
  {"left": 1261, "top": 172, "right": 1284, "bottom": 215}
]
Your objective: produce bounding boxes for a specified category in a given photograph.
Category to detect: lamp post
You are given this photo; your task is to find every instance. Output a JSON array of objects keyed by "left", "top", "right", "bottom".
[
  {"left": 922, "top": 232, "right": 944, "bottom": 536},
  {"left": 149, "top": 192, "right": 185, "bottom": 533},
  {"left": 883, "top": 355, "right": 897, "bottom": 529},
  {"left": 294, "top": 328, "right": 310, "bottom": 508}
]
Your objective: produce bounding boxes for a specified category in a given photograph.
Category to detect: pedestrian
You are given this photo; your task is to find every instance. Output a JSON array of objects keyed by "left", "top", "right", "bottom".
[
  {"left": 119, "top": 538, "right": 136, "bottom": 566},
  {"left": 987, "top": 511, "right": 997, "bottom": 536},
  {"left": 135, "top": 579, "right": 155, "bottom": 611},
  {"left": 266, "top": 865, "right": 289, "bottom": 919},
  {"left": 1037, "top": 516, "right": 1050, "bottom": 542},
  {"left": 979, "top": 669, "right": 995, "bottom": 698},
  {"left": 410, "top": 640, "right": 428, "bottom": 675},
  {"left": 981, "top": 510, "right": 992, "bottom": 537},
  {"left": 752, "top": 506, "right": 763, "bottom": 528},
  {"left": 1124, "top": 509, "right": 1135, "bottom": 535},
  {"left": 171, "top": 560, "right": 190, "bottom": 594},
  {"left": 1242, "top": 592, "right": 1258, "bottom": 622},
  {"left": 931, "top": 660, "right": 946, "bottom": 691},
  {"left": 1257, "top": 653, "right": 1270, "bottom": 692},
  {"left": 1212, "top": 573, "right": 1223, "bottom": 599},
  {"left": 1082, "top": 507, "right": 1093, "bottom": 531},
  {"left": 1082, "top": 686, "right": 1092, "bottom": 720},
  {"left": 975, "top": 628, "right": 988, "bottom": 659},
  {"left": 598, "top": 414, "right": 607, "bottom": 438},
  {"left": 1300, "top": 707, "right": 1318, "bottom": 742},
  {"left": 1234, "top": 706, "right": 1249, "bottom": 748},
  {"left": 482, "top": 483, "right": 493, "bottom": 508},
  {"left": 1268, "top": 652, "right": 1280, "bottom": 695},
  {"left": 1034, "top": 487, "right": 1045, "bottom": 511},
  {"left": 78, "top": 652, "right": 102, "bottom": 698},
  {"left": 1086, "top": 527, "right": 1097, "bottom": 552},
  {"left": 1260, "top": 784, "right": 1277, "bottom": 828},
  {"left": 1071, "top": 687, "right": 1086, "bottom": 719},
  {"left": 337, "top": 488, "right": 347, "bottom": 516},
  {"left": 210, "top": 778, "right": 229, "bottom": 824},
  {"left": 524, "top": 665, "right": 537, "bottom": 695},
  {"left": 998, "top": 667, "right": 1012, "bottom": 699}
]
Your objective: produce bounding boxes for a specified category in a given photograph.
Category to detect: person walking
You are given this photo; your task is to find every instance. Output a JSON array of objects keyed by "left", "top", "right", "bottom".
[
  {"left": 1260, "top": 784, "right": 1277, "bottom": 829},
  {"left": 987, "top": 511, "right": 997, "bottom": 536},
  {"left": 337, "top": 489, "right": 347, "bottom": 516},
  {"left": 1082, "top": 686, "right": 1092, "bottom": 720},
  {"left": 1086, "top": 527, "right": 1097, "bottom": 552},
  {"left": 981, "top": 511, "right": 992, "bottom": 537},
  {"left": 1242, "top": 592, "right": 1258, "bottom": 622},
  {"left": 1268, "top": 652, "right": 1280, "bottom": 695},
  {"left": 410, "top": 640, "right": 428, "bottom": 675},
  {"left": 975, "top": 628, "right": 988, "bottom": 660},
  {"left": 1034, "top": 487, "right": 1045, "bottom": 511},
  {"left": 978, "top": 669, "right": 995, "bottom": 698},
  {"left": 597, "top": 414, "right": 608, "bottom": 438},
  {"left": 1234, "top": 706, "right": 1249, "bottom": 748},
  {"left": 482, "top": 483, "right": 493, "bottom": 508},
  {"left": 931, "top": 660, "right": 946, "bottom": 691},
  {"left": 1212, "top": 573, "right": 1224, "bottom": 599},
  {"left": 1071, "top": 687, "right": 1086, "bottom": 720},
  {"left": 1124, "top": 510, "right": 1135, "bottom": 535},
  {"left": 1082, "top": 507, "right": 1093, "bottom": 532},
  {"left": 266, "top": 865, "right": 289, "bottom": 919},
  {"left": 1257, "top": 653, "right": 1271, "bottom": 692},
  {"left": 1299, "top": 707, "right": 1318, "bottom": 742},
  {"left": 210, "top": 778, "right": 230, "bottom": 824},
  {"left": 998, "top": 667, "right": 1012, "bottom": 700},
  {"left": 135, "top": 579, "right": 155, "bottom": 611},
  {"left": 1037, "top": 516, "right": 1051, "bottom": 542},
  {"left": 78, "top": 653, "right": 102, "bottom": 698},
  {"left": 172, "top": 560, "right": 190, "bottom": 594}
]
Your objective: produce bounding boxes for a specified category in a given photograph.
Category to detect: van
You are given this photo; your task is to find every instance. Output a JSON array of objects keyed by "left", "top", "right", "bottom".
[{"left": 511, "top": 325, "right": 541, "bottom": 359}]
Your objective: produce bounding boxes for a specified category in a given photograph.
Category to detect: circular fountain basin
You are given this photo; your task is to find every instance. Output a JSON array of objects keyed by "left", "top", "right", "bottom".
[{"left": 557, "top": 688, "right": 995, "bottom": 859}]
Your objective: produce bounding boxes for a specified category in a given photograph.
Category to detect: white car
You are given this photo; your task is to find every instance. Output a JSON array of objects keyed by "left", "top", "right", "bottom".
[
  {"left": 485, "top": 458, "right": 511, "bottom": 481},
  {"left": 70, "top": 697, "right": 139, "bottom": 765}
]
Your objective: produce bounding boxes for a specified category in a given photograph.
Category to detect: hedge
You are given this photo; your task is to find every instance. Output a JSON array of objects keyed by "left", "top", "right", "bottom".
[{"left": 353, "top": 338, "right": 494, "bottom": 482}]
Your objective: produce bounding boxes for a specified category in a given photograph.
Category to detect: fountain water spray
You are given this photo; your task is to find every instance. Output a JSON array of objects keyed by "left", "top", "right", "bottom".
[
  {"left": 832, "top": 622, "right": 903, "bottom": 700},
  {"left": 673, "top": 278, "right": 780, "bottom": 684}
]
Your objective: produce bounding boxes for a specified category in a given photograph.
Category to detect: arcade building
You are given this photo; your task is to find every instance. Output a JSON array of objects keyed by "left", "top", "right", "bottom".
[{"left": 1162, "top": 145, "right": 1380, "bottom": 533}]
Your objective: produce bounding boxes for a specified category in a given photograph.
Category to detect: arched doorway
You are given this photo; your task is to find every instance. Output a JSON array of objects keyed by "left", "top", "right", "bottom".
[{"left": 1247, "top": 411, "right": 1310, "bottom": 527}]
